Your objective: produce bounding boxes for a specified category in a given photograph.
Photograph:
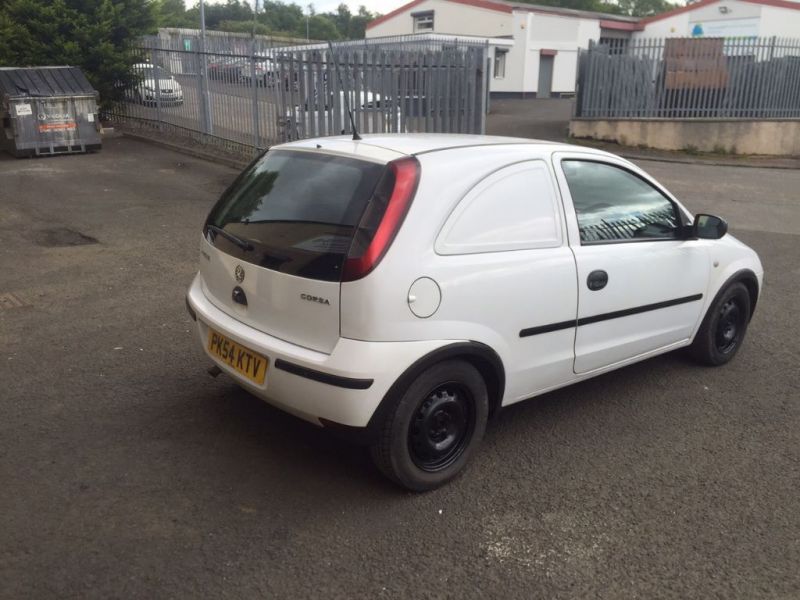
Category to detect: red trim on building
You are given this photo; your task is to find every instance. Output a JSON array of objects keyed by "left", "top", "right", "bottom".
[
  {"left": 512, "top": 4, "right": 635, "bottom": 25},
  {"left": 540, "top": 49, "right": 558, "bottom": 56},
  {"left": 640, "top": 0, "right": 800, "bottom": 25},
  {"left": 747, "top": 0, "right": 800, "bottom": 10},
  {"left": 367, "top": 0, "right": 513, "bottom": 29},
  {"left": 599, "top": 19, "right": 643, "bottom": 31},
  {"left": 367, "top": 0, "right": 800, "bottom": 32}
]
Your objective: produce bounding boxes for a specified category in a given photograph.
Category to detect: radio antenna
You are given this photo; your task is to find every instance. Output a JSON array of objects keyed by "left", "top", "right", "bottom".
[{"left": 327, "top": 41, "right": 361, "bottom": 141}]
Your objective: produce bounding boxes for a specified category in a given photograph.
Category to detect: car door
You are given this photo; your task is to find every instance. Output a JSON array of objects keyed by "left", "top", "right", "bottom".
[{"left": 552, "top": 153, "right": 710, "bottom": 374}]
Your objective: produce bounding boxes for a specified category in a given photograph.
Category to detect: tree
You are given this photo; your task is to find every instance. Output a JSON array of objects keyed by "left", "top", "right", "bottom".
[
  {"left": 617, "top": 0, "right": 679, "bottom": 17},
  {"left": 218, "top": 19, "right": 272, "bottom": 35},
  {"left": 0, "top": 0, "right": 155, "bottom": 108},
  {"left": 155, "top": 0, "right": 381, "bottom": 40},
  {"left": 513, "top": 0, "right": 622, "bottom": 14},
  {"left": 257, "top": 1, "right": 305, "bottom": 36},
  {"left": 184, "top": 0, "right": 253, "bottom": 30},
  {"left": 329, "top": 4, "right": 375, "bottom": 39},
  {"left": 152, "top": 0, "right": 193, "bottom": 28},
  {"left": 307, "top": 14, "right": 340, "bottom": 40}
]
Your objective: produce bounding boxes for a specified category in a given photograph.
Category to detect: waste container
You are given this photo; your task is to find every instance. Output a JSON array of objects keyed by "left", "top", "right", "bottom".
[{"left": 0, "top": 66, "right": 102, "bottom": 157}]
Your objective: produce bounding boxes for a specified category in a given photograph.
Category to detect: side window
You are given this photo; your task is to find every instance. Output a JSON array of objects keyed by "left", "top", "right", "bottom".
[
  {"left": 436, "top": 160, "right": 561, "bottom": 255},
  {"left": 561, "top": 160, "right": 680, "bottom": 244}
]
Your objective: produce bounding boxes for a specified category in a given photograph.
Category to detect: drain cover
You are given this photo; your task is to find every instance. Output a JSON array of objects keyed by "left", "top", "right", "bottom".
[{"left": 34, "top": 228, "right": 98, "bottom": 247}]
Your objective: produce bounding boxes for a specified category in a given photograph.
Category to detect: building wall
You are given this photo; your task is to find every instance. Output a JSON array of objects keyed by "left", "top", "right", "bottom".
[
  {"left": 365, "top": 0, "right": 512, "bottom": 38},
  {"left": 366, "top": 0, "right": 800, "bottom": 94},
  {"left": 491, "top": 11, "right": 600, "bottom": 95},
  {"left": 490, "top": 12, "right": 528, "bottom": 93},
  {"left": 634, "top": 0, "right": 761, "bottom": 38},
  {"left": 523, "top": 13, "right": 600, "bottom": 95},
  {"left": 635, "top": 0, "right": 800, "bottom": 39},
  {"left": 366, "top": 1, "right": 606, "bottom": 95},
  {"left": 758, "top": 4, "right": 800, "bottom": 37}
]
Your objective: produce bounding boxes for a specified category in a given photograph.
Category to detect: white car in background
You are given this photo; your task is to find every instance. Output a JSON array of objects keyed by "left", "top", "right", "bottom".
[
  {"left": 132, "top": 63, "right": 183, "bottom": 105},
  {"left": 186, "top": 134, "right": 763, "bottom": 491}
]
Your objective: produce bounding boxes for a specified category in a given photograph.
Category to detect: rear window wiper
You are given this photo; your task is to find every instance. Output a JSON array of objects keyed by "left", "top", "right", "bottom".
[{"left": 206, "top": 224, "right": 253, "bottom": 251}]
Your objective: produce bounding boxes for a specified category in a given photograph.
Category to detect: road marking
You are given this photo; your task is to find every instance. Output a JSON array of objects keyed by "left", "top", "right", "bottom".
[{"left": 0, "top": 293, "right": 27, "bottom": 310}]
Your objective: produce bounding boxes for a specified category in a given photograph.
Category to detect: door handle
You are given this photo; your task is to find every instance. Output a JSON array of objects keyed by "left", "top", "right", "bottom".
[{"left": 587, "top": 270, "right": 608, "bottom": 291}]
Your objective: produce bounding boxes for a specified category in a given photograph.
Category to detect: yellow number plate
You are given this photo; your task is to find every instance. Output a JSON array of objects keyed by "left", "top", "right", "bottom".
[{"left": 207, "top": 329, "right": 268, "bottom": 385}]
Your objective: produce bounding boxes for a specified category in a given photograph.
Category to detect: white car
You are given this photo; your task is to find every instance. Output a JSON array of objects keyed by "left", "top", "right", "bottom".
[
  {"left": 132, "top": 63, "right": 183, "bottom": 105},
  {"left": 186, "top": 134, "right": 763, "bottom": 491}
]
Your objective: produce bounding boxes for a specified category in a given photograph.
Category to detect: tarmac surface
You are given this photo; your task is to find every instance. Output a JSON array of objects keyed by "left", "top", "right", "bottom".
[{"left": 1, "top": 137, "right": 799, "bottom": 598}]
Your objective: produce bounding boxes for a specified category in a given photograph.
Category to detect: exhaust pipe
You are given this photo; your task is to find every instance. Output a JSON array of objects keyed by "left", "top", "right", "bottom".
[{"left": 206, "top": 365, "right": 222, "bottom": 377}]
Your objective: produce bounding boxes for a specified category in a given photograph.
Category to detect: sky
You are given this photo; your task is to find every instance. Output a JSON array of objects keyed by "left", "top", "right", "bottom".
[{"left": 196, "top": 0, "right": 403, "bottom": 17}]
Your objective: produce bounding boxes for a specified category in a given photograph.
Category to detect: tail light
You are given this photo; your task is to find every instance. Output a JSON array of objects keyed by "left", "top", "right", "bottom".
[{"left": 342, "top": 156, "right": 420, "bottom": 282}]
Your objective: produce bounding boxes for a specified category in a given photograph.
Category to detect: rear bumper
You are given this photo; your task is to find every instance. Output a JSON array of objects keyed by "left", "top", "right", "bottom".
[{"left": 186, "top": 273, "right": 449, "bottom": 429}]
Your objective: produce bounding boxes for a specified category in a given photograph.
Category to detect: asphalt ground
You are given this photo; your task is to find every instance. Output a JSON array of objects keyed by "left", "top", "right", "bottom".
[{"left": 1, "top": 137, "right": 799, "bottom": 598}]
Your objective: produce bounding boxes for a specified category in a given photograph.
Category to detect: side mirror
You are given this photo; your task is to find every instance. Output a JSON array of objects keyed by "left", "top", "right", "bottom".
[{"left": 693, "top": 214, "right": 728, "bottom": 239}]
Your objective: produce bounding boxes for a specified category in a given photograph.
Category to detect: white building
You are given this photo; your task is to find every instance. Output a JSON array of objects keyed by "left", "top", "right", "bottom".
[
  {"left": 634, "top": 0, "right": 800, "bottom": 39},
  {"left": 366, "top": 0, "right": 800, "bottom": 97}
]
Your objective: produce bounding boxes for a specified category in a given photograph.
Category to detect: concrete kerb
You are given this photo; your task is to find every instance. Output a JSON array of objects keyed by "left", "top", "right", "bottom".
[
  {"left": 619, "top": 153, "right": 800, "bottom": 170},
  {"left": 119, "top": 131, "right": 252, "bottom": 170},
  {"left": 569, "top": 138, "right": 800, "bottom": 170}
]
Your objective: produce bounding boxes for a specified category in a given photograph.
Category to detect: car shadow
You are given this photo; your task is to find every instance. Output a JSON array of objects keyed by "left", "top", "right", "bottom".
[
  {"left": 195, "top": 380, "right": 402, "bottom": 495},
  {"left": 188, "top": 349, "right": 698, "bottom": 497}
]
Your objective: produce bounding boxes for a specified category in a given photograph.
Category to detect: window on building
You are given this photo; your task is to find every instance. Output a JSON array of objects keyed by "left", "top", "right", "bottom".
[
  {"left": 494, "top": 50, "right": 507, "bottom": 79},
  {"left": 412, "top": 11, "right": 434, "bottom": 32}
]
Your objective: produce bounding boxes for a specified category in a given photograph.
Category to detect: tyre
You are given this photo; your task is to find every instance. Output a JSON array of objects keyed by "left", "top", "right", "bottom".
[
  {"left": 370, "top": 360, "right": 488, "bottom": 491},
  {"left": 689, "top": 282, "right": 751, "bottom": 366}
]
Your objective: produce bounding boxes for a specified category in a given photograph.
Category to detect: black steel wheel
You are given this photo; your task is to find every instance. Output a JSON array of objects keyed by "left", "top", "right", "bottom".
[
  {"left": 690, "top": 281, "right": 752, "bottom": 366},
  {"left": 715, "top": 297, "right": 746, "bottom": 355},
  {"left": 408, "top": 384, "right": 475, "bottom": 472},
  {"left": 370, "top": 360, "right": 488, "bottom": 491}
]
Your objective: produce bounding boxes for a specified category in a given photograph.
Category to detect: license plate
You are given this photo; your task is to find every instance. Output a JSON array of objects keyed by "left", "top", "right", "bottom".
[{"left": 207, "top": 329, "right": 268, "bottom": 385}]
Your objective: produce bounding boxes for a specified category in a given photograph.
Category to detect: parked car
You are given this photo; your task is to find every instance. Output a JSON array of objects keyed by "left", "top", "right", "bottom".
[
  {"left": 131, "top": 63, "right": 183, "bottom": 105},
  {"left": 284, "top": 90, "right": 402, "bottom": 138},
  {"left": 186, "top": 135, "right": 763, "bottom": 491},
  {"left": 240, "top": 57, "right": 298, "bottom": 90},
  {"left": 207, "top": 57, "right": 247, "bottom": 82}
]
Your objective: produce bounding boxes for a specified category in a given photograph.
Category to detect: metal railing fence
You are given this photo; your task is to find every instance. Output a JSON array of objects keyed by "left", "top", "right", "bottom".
[
  {"left": 108, "top": 35, "right": 489, "bottom": 157},
  {"left": 575, "top": 36, "right": 800, "bottom": 119}
]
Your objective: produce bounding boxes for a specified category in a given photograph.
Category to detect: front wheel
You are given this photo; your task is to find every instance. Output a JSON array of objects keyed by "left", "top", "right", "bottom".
[
  {"left": 370, "top": 360, "right": 488, "bottom": 491},
  {"left": 689, "top": 282, "right": 752, "bottom": 366}
]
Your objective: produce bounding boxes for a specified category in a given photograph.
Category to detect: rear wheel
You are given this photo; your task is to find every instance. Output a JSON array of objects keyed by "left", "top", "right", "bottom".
[
  {"left": 689, "top": 282, "right": 751, "bottom": 366},
  {"left": 370, "top": 360, "right": 488, "bottom": 491}
]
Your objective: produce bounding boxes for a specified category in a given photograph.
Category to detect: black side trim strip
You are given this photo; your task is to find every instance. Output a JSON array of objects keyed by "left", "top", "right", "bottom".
[
  {"left": 520, "top": 293, "right": 704, "bottom": 338},
  {"left": 274, "top": 359, "right": 374, "bottom": 390},
  {"left": 520, "top": 320, "right": 575, "bottom": 338},
  {"left": 578, "top": 293, "right": 703, "bottom": 326}
]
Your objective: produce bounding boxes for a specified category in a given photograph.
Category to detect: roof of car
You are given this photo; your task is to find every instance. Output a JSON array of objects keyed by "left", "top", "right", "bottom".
[{"left": 279, "top": 134, "right": 611, "bottom": 159}]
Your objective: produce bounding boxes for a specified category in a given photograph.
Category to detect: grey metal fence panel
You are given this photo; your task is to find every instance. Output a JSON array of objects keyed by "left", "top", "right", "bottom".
[
  {"left": 109, "top": 35, "right": 488, "bottom": 158},
  {"left": 575, "top": 36, "right": 800, "bottom": 119}
]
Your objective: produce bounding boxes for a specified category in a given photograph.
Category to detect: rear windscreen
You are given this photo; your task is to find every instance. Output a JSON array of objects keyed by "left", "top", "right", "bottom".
[{"left": 205, "top": 149, "right": 385, "bottom": 282}]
